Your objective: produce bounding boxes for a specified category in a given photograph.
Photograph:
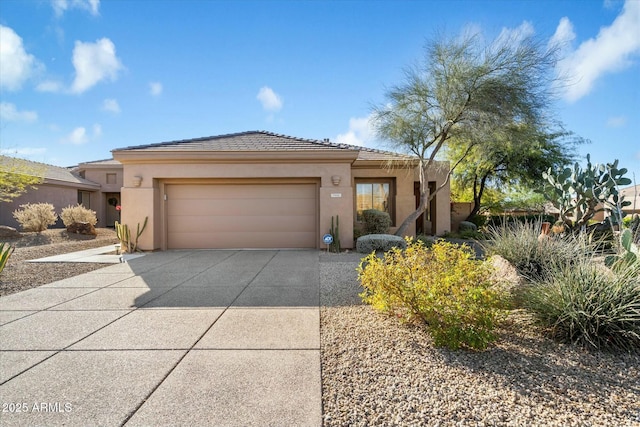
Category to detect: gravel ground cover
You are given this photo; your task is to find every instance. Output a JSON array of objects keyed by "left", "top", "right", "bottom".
[
  {"left": 2, "top": 241, "right": 639, "bottom": 425},
  {"left": 319, "top": 253, "right": 640, "bottom": 427},
  {"left": 0, "top": 228, "right": 118, "bottom": 296}
]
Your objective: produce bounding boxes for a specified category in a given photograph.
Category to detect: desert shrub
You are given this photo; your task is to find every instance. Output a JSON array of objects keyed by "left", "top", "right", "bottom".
[
  {"left": 486, "top": 214, "right": 555, "bottom": 229},
  {"left": 362, "top": 209, "right": 391, "bottom": 234},
  {"left": 415, "top": 234, "right": 434, "bottom": 248},
  {"left": 358, "top": 239, "right": 507, "bottom": 350},
  {"left": 468, "top": 214, "right": 487, "bottom": 228},
  {"left": 60, "top": 204, "right": 98, "bottom": 227},
  {"left": 12, "top": 203, "right": 57, "bottom": 232},
  {"left": 523, "top": 259, "right": 640, "bottom": 352},
  {"left": 356, "top": 234, "right": 406, "bottom": 253},
  {"left": 483, "top": 220, "right": 585, "bottom": 282},
  {"left": 459, "top": 221, "right": 478, "bottom": 232}
]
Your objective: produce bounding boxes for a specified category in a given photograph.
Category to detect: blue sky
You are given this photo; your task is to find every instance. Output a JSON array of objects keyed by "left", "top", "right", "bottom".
[{"left": 1, "top": 0, "right": 639, "bottom": 184}]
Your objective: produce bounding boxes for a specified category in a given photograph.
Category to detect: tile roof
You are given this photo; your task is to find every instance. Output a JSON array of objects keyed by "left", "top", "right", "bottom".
[
  {"left": 113, "top": 130, "right": 415, "bottom": 162},
  {"left": 0, "top": 156, "right": 100, "bottom": 188},
  {"left": 79, "top": 158, "right": 122, "bottom": 166}
]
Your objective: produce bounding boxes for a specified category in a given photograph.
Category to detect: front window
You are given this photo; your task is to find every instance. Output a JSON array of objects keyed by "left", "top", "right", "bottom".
[
  {"left": 78, "top": 191, "right": 91, "bottom": 209},
  {"left": 355, "top": 179, "right": 394, "bottom": 223}
]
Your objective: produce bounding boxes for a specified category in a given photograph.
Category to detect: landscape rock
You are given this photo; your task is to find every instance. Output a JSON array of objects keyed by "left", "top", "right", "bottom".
[
  {"left": 0, "top": 225, "right": 22, "bottom": 239},
  {"left": 66, "top": 222, "right": 97, "bottom": 236}
]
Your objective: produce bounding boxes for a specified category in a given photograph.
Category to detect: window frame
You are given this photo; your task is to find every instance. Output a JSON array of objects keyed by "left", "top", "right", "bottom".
[
  {"left": 77, "top": 190, "right": 91, "bottom": 209},
  {"left": 354, "top": 178, "right": 396, "bottom": 226}
]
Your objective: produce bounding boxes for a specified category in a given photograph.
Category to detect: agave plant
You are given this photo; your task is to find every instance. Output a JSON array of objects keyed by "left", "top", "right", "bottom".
[{"left": 0, "top": 242, "right": 14, "bottom": 274}]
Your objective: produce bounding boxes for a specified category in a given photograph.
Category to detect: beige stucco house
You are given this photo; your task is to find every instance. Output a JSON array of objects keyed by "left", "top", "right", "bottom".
[
  {"left": 112, "top": 131, "right": 451, "bottom": 250},
  {"left": 0, "top": 156, "right": 107, "bottom": 228}
]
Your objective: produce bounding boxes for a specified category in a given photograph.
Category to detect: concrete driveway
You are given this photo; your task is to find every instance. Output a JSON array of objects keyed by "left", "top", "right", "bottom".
[{"left": 0, "top": 250, "right": 321, "bottom": 426}]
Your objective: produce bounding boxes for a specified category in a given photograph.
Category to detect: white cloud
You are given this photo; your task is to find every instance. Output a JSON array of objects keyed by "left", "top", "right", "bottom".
[
  {"left": 553, "top": 0, "right": 640, "bottom": 102},
  {"left": 36, "top": 80, "right": 63, "bottom": 93},
  {"left": 335, "top": 114, "right": 376, "bottom": 147},
  {"left": 606, "top": 115, "right": 627, "bottom": 127},
  {"left": 61, "top": 124, "right": 101, "bottom": 145},
  {"left": 102, "top": 98, "right": 120, "bottom": 113},
  {"left": 0, "top": 102, "right": 38, "bottom": 123},
  {"left": 52, "top": 0, "right": 100, "bottom": 17},
  {"left": 149, "top": 81, "right": 163, "bottom": 96},
  {"left": 65, "top": 127, "right": 88, "bottom": 144},
  {"left": 256, "top": 86, "right": 283, "bottom": 112},
  {"left": 0, "top": 25, "right": 39, "bottom": 91},
  {"left": 497, "top": 21, "right": 535, "bottom": 45},
  {"left": 71, "top": 38, "right": 123, "bottom": 94}
]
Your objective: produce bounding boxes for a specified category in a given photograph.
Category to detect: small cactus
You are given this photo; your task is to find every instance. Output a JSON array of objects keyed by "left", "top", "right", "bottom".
[
  {"left": 115, "top": 217, "right": 148, "bottom": 253},
  {"left": 329, "top": 215, "right": 341, "bottom": 253}
]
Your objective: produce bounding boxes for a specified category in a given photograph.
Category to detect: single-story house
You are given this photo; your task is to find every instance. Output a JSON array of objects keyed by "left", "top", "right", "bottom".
[
  {"left": 0, "top": 156, "right": 122, "bottom": 229},
  {"left": 2, "top": 131, "right": 450, "bottom": 249},
  {"left": 112, "top": 131, "right": 451, "bottom": 250}
]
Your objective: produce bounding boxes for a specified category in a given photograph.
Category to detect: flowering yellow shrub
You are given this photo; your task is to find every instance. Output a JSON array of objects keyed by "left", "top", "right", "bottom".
[{"left": 358, "top": 239, "right": 507, "bottom": 350}]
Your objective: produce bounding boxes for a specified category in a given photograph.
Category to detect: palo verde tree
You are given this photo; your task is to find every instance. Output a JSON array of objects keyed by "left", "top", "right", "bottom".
[
  {"left": 449, "top": 124, "right": 580, "bottom": 219},
  {"left": 373, "top": 29, "right": 559, "bottom": 236},
  {"left": 0, "top": 155, "right": 45, "bottom": 203}
]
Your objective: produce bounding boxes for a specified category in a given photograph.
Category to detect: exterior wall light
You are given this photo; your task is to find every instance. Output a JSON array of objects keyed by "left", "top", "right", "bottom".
[
  {"left": 133, "top": 175, "right": 143, "bottom": 187},
  {"left": 331, "top": 175, "right": 341, "bottom": 186}
]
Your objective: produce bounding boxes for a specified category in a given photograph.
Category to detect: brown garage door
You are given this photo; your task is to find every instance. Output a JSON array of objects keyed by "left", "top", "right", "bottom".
[{"left": 166, "top": 183, "right": 318, "bottom": 249}]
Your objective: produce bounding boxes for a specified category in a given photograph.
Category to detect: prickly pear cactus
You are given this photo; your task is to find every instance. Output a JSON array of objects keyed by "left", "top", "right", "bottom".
[{"left": 542, "top": 154, "right": 632, "bottom": 230}]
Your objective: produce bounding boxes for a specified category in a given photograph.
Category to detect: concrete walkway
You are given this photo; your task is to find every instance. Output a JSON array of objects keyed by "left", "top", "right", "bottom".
[{"left": 0, "top": 250, "right": 321, "bottom": 426}]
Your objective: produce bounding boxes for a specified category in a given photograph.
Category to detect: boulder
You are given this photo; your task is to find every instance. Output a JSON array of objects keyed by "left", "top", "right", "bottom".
[
  {"left": 356, "top": 234, "right": 407, "bottom": 253},
  {"left": 0, "top": 225, "right": 21, "bottom": 239},
  {"left": 67, "top": 222, "right": 97, "bottom": 236},
  {"left": 458, "top": 221, "right": 478, "bottom": 232}
]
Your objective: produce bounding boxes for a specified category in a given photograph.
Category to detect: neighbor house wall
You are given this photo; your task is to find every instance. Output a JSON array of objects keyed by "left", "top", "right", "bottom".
[
  {"left": 80, "top": 166, "right": 124, "bottom": 227},
  {"left": 0, "top": 183, "right": 93, "bottom": 229}
]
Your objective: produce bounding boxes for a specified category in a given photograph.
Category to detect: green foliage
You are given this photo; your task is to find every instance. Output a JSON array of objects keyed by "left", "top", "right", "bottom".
[
  {"left": 115, "top": 217, "right": 148, "bottom": 253},
  {"left": 450, "top": 125, "right": 579, "bottom": 219},
  {"left": 372, "top": 29, "right": 559, "bottom": 237},
  {"left": 415, "top": 234, "right": 434, "bottom": 248},
  {"left": 60, "top": 204, "right": 98, "bottom": 227},
  {"left": 362, "top": 209, "right": 391, "bottom": 234},
  {"left": 605, "top": 229, "right": 640, "bottom": 272},
  {"left": 358, "top": 240, "right": 507, "bottom": 350},
  {"left": 467, "top": 214, "right": 487, "bottom": 228},
  {"left": 0, "top": 156, "right": 45, "bottom": 203},
  {"left": 483, "top": 220, "right": 584, "bottom": 282},
  {"left": 12, "top": 203, "right": 58, "bottom": 233},
  {"left": 542, "top": 154, "right": 632, "bottom": 230},
  {"left": 459, "top": 221, "right": 477, "bottom": 232},
  {"left": 0, "top": 242, "right": 14, "bottom": 274},
  {"left": 523, "top": 259, "right": 640, "bottom": 352}
]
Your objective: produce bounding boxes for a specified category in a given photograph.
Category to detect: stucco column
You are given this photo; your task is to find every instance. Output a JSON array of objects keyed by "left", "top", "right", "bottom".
[
  {"left": 319, "top": 185, "right": 354, "bottom": 250},
  {"left": 120, "top": 187, "right": 158, "bottom": 251}
]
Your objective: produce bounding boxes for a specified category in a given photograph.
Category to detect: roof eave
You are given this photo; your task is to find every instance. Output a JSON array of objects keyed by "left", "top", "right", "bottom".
[{"left": 112, "top": 149, "right": 360, "bottom": 164}]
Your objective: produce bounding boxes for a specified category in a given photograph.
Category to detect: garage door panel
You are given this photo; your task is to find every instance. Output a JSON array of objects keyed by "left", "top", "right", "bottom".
[
  {"left": 167, "top": 184, "right": 315, "bottom": 200},
  {"left": 168, "top": 231, "right": 317, "bottom": 249},
  {"left": 168, "top": 215, "right": 316, "bottom": 233},
  {"left": 166, "top": 183, "right": 317, "bottom": 249},
  {"left": 167, "top": 198, "right": 316, "bottom": 217}
]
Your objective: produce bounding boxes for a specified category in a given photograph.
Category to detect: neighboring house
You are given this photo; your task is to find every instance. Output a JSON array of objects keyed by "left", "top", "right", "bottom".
[
  {"left": 112, "top": 131, "right": 451, "bottom": 250},
  {"left": 1, "top": 156, "right": 99, "bottom": 229},
  {"left": 619, "top": 184, "right": 640, "bottom": 216}
]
